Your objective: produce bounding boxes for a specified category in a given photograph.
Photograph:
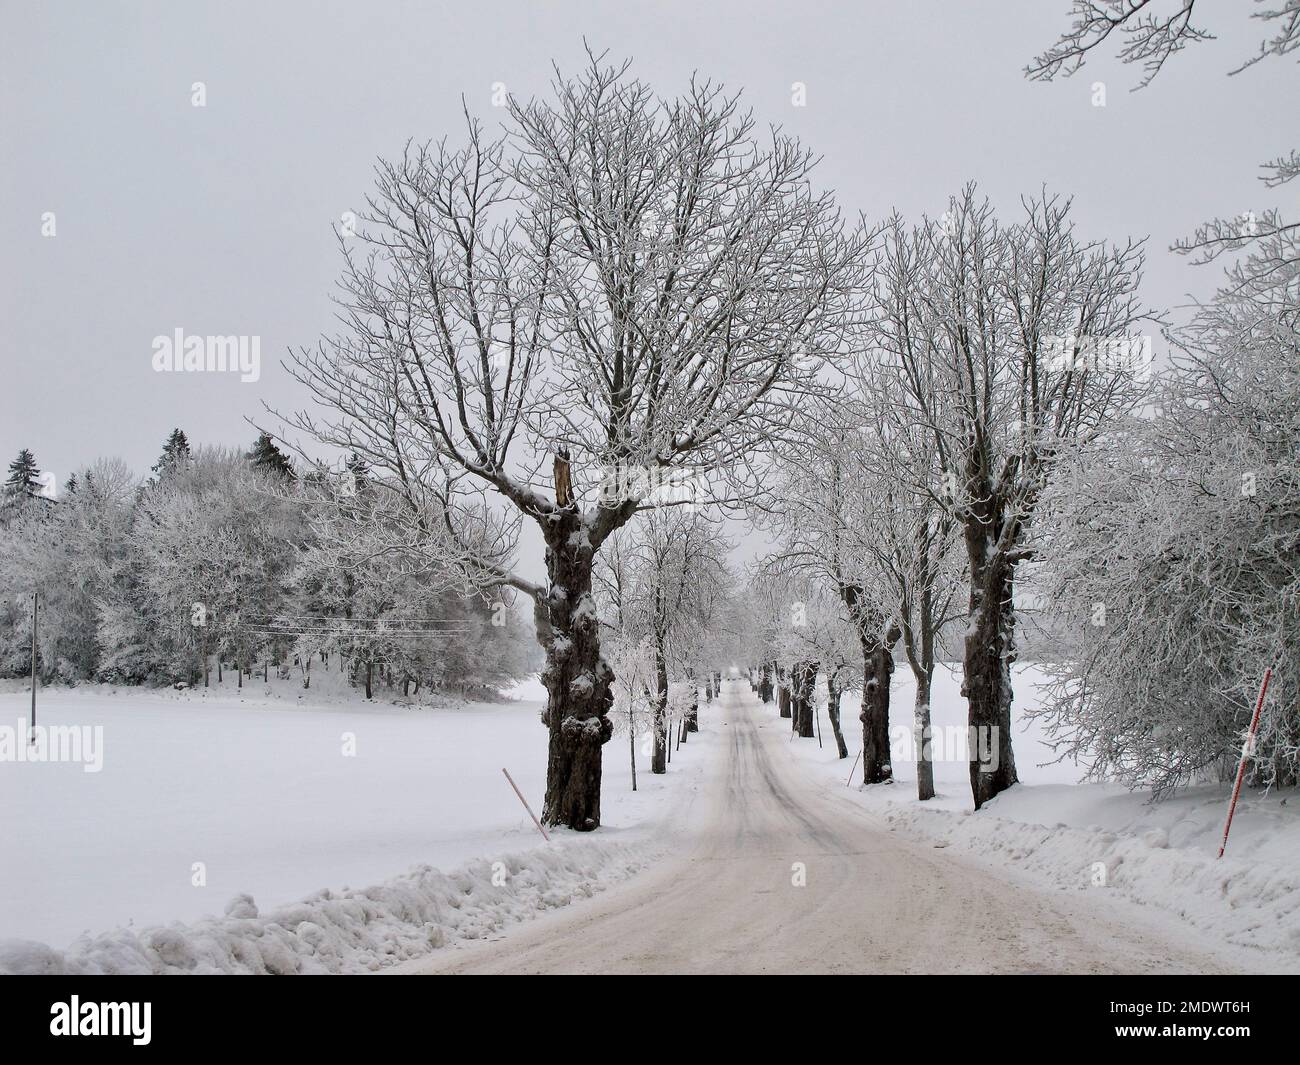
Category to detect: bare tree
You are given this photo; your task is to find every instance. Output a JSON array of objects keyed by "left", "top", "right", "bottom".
[
  {"left": 282, "top": 51, "right": 857, "bottom": 828},
  {"left": 602, "top": 507, "right": 730, "bottom": 772},
  {"left": 760, "top": 348, "right": 963, "bottom": 795},
  {"left": 754, "top": 388, "right": 909, "bottom": 784},
  {"left": 770, "top": 584, "right": 858, "bottom": 755},
  {"left": 1027, "top": 0, "right": 1298, "bottom": 85},
  {"left": 1027, "top": 1, "right": 1299, "bottom": 303},
  {"left": 871, "top": 189, "right": 1155, "bottom": 807},
  {"left": 845, "top": 352, "right": 965, "bottom": 800}
]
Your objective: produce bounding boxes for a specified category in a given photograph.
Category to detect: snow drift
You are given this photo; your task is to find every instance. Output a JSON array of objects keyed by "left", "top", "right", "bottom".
[{"left": 0, "top": 838, "right": 653, "bottom": 975}]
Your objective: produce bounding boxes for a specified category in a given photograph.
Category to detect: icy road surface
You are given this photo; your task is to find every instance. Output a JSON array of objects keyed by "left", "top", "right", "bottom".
[{"left": 402, "top": 683, "right": 1235, "bottom": 975}]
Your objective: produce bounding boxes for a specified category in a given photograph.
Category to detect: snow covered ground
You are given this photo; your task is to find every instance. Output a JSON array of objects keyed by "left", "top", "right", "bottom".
[
  {"left": 0, "top": 671, "right": 718, "bottom": 973},
  {"left": 4, "top": 660, "right": 1295, "bottom": 974},
  {"left": 785, "top": 663, "right": 1300, "bottom": 970}
]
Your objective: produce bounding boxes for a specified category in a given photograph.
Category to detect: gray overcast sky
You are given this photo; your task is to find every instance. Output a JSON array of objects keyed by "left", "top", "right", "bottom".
[{"left": 2, "top": 0, "right": 1295, "bottom": 567}]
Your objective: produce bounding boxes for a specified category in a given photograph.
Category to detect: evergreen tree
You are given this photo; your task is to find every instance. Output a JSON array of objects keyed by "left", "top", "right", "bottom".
[
  {"left": 247, "top": 432, "right": 294, "bottom": 480},
  {"left": 345, "top": 452, "right": 370, "bottom": 496},
  {"left": 5, "top": 449, "right": 40, "bottom": 495},
  {"left": 152, "top": 429, "right": 191, "bottom": 479}
]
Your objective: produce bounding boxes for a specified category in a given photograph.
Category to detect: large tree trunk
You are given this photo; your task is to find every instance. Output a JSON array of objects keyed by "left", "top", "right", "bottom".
[
  {"left": 858, "top": 632, "right": 897, "bottom": 784},
  {"left": 963, "top": 530, "right": 1019, "bottom": 809},
  {"left": 793, "top": 660, "right": 817, "bottom": 738},
  {"left": 826, "top": 671, "right": 849, "bottom": 759},
  {"left": 687, "top": 682, "right": 700, "bottom": 732},
  {"left": 759, "top": 662, "right": 773, "bottom": 703},
  {"left": 840, "top": 584, "right": 897, "bottom": 784},
  {"left": 777, "top": 665, "right": 791, "bottom": 719},
  {"left": 914, "top": 671, "right": 936, "bottom": 801},
  {"left": 651, "top": 638, "right": 668, "bottom": 774},
  {"left": 537, "top": 514, "right": 615, "bottom": 829}
]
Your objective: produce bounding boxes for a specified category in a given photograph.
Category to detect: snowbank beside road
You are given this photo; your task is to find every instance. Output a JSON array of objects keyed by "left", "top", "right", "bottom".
[
  {"left": 873, "top": 787, "right": 1300, "bottom": 964},
  {"left": 779, "top": 663, "right": 1300, "bottom": 970},
  {"left": 0, "top": 838, "right": 657, "bottom": 975}
]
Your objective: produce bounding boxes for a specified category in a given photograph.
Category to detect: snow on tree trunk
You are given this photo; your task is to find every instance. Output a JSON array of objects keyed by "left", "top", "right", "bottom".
[
  {"left": 538, "top": 515, "right": 614, "bottom": 830},
  {"left": 826, "top": 673, "right": 849, "bottom": 759},
  {"left": 651, "top": 639, "right": 668, "bottom": 775},
  {"left": 963, "top": 535, "right": 1018, "bottom": 809},
  {"left": 759, "top": 662, "right": 773, "bottom": 703},
  {"left": 914, "top": 678, "right": 935, "bottom": 801},
  {"left": 777, "top": 664, "right": 791, "bottom": 719},
  {"left": 840, "top": 586, "right": 896, "bottom": 784},
  {"left": 793, "top": 660, "right": 818, "bottom": 738},
  {"left": 858, "top": 634, "right": 895, "bottom": 784}
]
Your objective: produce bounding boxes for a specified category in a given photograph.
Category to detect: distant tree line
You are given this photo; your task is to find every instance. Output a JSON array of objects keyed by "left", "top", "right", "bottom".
[{"left": 0, "top": 430, "right": 537, "bottom": 698}]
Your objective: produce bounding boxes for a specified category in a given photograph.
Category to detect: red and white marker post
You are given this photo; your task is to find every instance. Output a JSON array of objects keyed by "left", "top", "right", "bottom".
[{"left": 1216, "top": 667, "right": 1273, "bottom": 860}]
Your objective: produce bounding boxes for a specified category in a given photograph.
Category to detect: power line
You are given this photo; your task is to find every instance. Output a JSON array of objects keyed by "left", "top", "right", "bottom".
[
  {"left": 236, "top": 613, "right": 476, "bottom": 640},
  {"left": 243, "top": 614, "right": 470, "bottom": 625}
]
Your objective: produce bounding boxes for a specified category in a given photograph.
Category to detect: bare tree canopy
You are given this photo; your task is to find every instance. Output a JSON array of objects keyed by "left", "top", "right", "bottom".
[
  {"left": 281, "top": 48, "right": 860, "bottom": 829},
  {"left": 1027, "top": 1, "right": 1300, "bottom": 304},
  {"left": 1026, "top": 0, "right": 1300, "bottom": 88}
]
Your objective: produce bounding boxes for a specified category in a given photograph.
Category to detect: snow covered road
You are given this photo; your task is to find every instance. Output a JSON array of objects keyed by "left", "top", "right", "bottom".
[{"left": 403, "top": 683, "right": 1236, "bottom": 975}]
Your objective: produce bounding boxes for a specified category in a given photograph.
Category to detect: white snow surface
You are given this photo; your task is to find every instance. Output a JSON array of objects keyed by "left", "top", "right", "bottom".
[
  {"left": 794, "top": 662, "right": 1300, "bottom": 970},
  {"left": 0, "top": 670, "right": 715, "bottom": 974},
  {"left": 5, "top": 660, "right": 1296, "bottom": 973}
]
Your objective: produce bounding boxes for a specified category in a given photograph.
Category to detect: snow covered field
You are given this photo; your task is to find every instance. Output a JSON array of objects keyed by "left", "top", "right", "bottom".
[
  {"left": 786, "top": 663, "right": 1300, "bottom": 970},
  {"left": 0, "top": 672, "right": 718, "bottom": 973}
]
